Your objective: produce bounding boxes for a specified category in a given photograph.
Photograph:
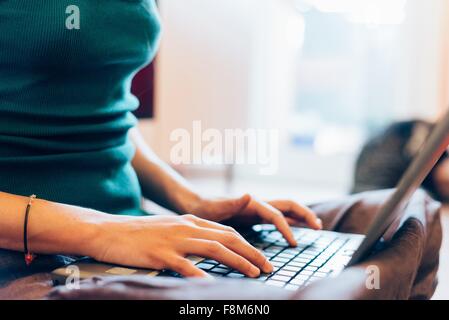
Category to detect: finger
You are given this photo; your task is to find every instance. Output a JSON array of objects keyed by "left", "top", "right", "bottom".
[
  {"left": 192, "top": 226, "right": 273, "bottom": 273},
  {"left": 185, "top": 214, "right": 245, "bottom": 238},
  {"left": 166, "top": 256, "right": 212, "bottom": 278},
  {"left": 214, "top": 194, "right": 251, "bottom": 213},
  {"left": 285, "top": 217, "right": 322, "bottom": 230},
  {"left": 269, "top": 200, "right": 322, "bottom": 230},
  {"left": 285, "top": 216, "right": 302, "bottom": 227},
  {"left": 252, "top": 200, "right": 297, "bottom": 247},
  {"left": 201, "top": 194, "right": 252, "bottom": 219},
  {"left": 186, "top": 239, "right": 261, "bottom": 278}
]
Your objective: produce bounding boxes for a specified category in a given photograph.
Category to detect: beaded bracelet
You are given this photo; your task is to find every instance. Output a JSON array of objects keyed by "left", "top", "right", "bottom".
[{"left": 23, "top": 194, "right": 37, "bottom": 266}]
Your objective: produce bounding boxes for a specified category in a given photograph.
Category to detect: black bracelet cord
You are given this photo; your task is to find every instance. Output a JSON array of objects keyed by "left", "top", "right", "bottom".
[{"left": 23, "top": 195, "right": 36, "bottom": 266}]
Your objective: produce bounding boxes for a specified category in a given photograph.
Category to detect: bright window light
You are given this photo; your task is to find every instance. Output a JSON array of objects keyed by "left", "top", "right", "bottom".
[{"left": 296, "top": 0, "right": 408, "bottom": 25}]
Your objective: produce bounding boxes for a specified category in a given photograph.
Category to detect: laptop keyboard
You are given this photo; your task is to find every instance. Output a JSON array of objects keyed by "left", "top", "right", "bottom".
[{"left": 161, "top": 225, "right": 363, "bottom": 290}]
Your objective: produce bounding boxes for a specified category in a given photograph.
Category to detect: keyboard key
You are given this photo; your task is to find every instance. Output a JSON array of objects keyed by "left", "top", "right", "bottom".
[
  {"left": 266, "top": 280, "right": 285, "bottom": 287},
  {"left": 302, "top": 238, "right": 320, "bottom": 244},
  {"left": 320, "top": 233, "right": 337, "bottom": 238},
  {"left": 312, "top": 243, "right": 329, "bottom": 249},
  {"left": 274, "top": 240, "right": 288, "bottom": 246},
  {"left": 304, "top": 266, "right": 318, "bottom": 272},
  {"left": 212, "top": 273, "right": 224, "bottom": 278},
  {"left": 297, "top": 253, "right": 316, "bottom": 259},
  {"left": 272, "top": 257, "right": 290, "bottom": 263},
  {"left": 317, "top": 253, "right": 333, "bottom": 260},
  {"left": 310, "top": 260, "right": 324, "bottom": 267},
  {"left": 267, "top": 231, "right": 283, "bottom": 238},
  {"left": 290, "top": 278, "right": 305, "bottom": 286},
  {"left": 302, "top": 231, "right": 320, "bottom": 237},
  {"left": 271, "top": 275, "right": 291, "bottom": 283},
  {"left": 283, "top": 248, "right": 301, "bottom": 254},
  {"left": 277, "top": 270, "right": 297, "bottom": 277},
  {"left": 227, "top": 272, "right": 245, "bottom": 278},
  {"left": 299, "top": 270, "right": 313, "bottom": 276},
  {"left": 254, "top": 225, "right": 276, "bottom": 232},
  {"left": 266, "top": 245, "right": 285, "bottom": 252},
  {"left": 295, "top": 253, "right": 313, "bottom": 259},
  {"left": 282, "top": 266, "right": 301, "bottom": 273},
  {"left": 292, "top": 257, "right": 311, "bottom": 263},
  {"left": 287, "top": 261, "right": 307, "bottom": 268},
  {"left": 210, "top": 267, "right": 230, "bottom": 274},
  {"left": 271, "top": 259, "right": 282, "bottom": 266},
  {"left": 270, "top": 257, "right": 285, "bottom": 266},
  {"left": 196, "top": 263, "right": 215, "bottom": 271},
  {"left": 277, "top": 252, "right": 296, "bottom": 259},
  {"left": 317, "top": 239, "right": 333, "bottom": 245},
  {"left": 314, "top": 258, "right": 328, "bottom": 265},
  {"left": 294, "top": 274, "right": 310, "bottom": 281},
  {"left": 304, "top": 249, "right": 322, "bottom": 255}
]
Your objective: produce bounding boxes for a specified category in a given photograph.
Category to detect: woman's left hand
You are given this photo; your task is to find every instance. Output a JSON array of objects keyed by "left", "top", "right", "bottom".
[{"left": 187, "top": 194, "right": 323, "bottom": 247}]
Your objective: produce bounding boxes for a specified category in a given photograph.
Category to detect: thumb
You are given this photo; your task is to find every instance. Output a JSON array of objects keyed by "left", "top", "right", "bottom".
[
  {"left": 364, "top": 219, "right": 424, "bottom": 266},
  {"left": 209, "top": 194, "right": 252, "bottom": 215}
]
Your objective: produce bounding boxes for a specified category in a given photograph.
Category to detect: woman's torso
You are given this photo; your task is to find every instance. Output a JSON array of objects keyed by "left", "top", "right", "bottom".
[{"left": 0, "top": 0, "right": 161, "bottom": 214}]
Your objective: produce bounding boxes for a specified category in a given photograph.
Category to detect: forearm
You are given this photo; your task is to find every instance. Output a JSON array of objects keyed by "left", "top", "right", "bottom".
[
  {"left": 0, "top": 191, "right": 107, "bottom": 258},
  {"left": 130, "top": 128, "right": 200, "bottom": 214}
]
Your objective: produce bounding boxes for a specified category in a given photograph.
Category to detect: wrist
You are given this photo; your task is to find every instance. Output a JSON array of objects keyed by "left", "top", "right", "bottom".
[
  {"left": 74, "top": 211, "right": 128, "bottom": 259},
  {"left": 30, "top": 199, "right": 116, "bottom": 258},
  {"left": 171, "top": 187, "right": 203, "bottom": 215}
]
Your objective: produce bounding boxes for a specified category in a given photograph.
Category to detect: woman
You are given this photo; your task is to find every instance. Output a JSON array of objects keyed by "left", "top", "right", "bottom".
[{"left": 0, "top": 1, "right": 322, "bottom": 279}]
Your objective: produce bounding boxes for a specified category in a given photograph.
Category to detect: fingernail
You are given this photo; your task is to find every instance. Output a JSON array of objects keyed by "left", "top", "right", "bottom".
[
  {"left": 249, "top": 266, "right": 261, "bottom": 278},
  {"left": 262, "top": 260, "right": 274, "bottom": 273},
  {"left": 290, "top": 238, "right": 298, "bottom": 247}
]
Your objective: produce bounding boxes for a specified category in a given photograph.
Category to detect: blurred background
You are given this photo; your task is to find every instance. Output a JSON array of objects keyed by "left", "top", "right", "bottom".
[{"left": 135, "top": 0, "right": 449, "bottom": 298}]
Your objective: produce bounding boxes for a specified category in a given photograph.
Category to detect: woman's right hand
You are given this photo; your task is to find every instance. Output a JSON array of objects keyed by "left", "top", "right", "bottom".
[{"left": 91, "top": 214, "right": 273, "bottom": 278}]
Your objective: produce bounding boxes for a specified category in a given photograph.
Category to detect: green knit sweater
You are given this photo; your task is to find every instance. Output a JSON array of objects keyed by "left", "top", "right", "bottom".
[{"left": 0, "top": 1, "right": 161, "bottom": 215}]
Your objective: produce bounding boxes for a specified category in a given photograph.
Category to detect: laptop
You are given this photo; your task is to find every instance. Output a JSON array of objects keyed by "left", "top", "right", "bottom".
[{"left": 52, "top": 110, "right": 449, "bottom": 291}]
